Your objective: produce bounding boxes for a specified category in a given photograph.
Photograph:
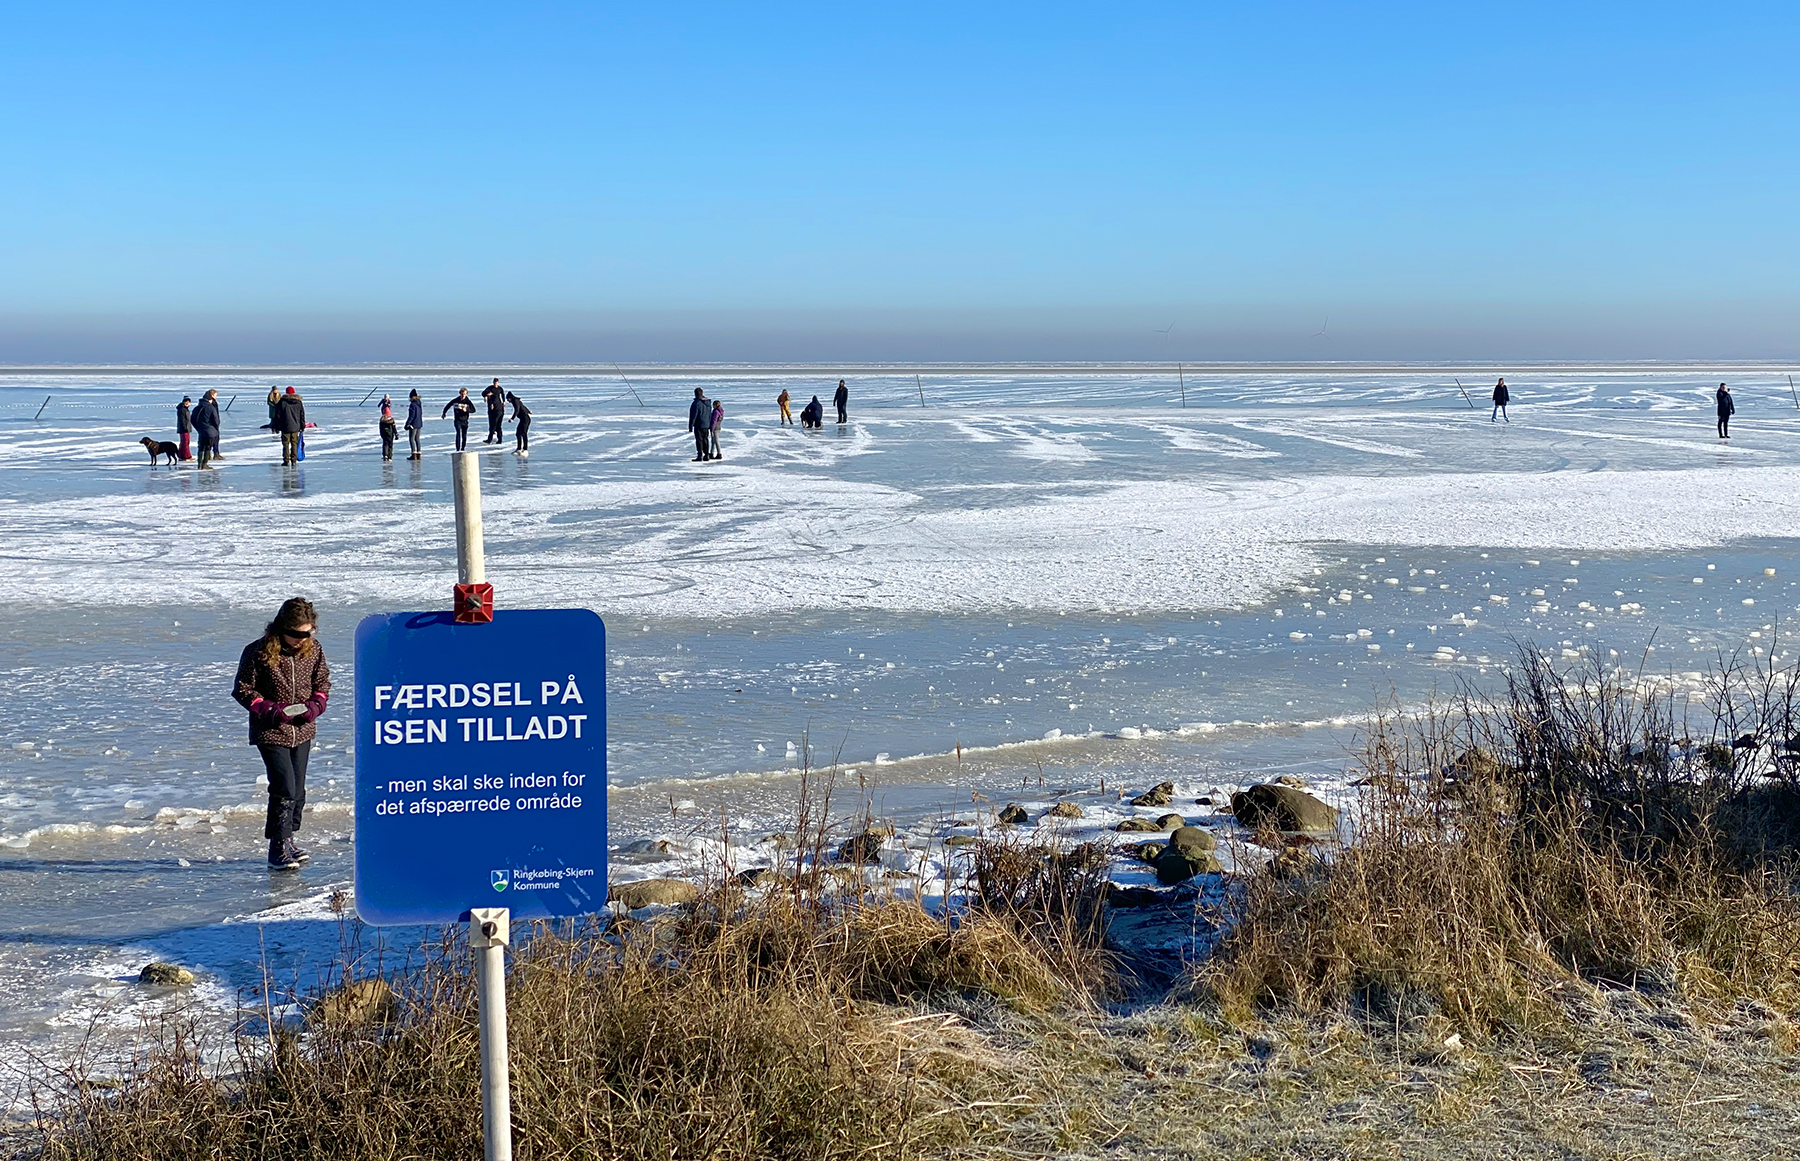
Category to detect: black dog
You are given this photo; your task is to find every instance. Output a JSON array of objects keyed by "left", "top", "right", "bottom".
[{"left": 140, "top": 437, "right": 182, "bottom": 465}]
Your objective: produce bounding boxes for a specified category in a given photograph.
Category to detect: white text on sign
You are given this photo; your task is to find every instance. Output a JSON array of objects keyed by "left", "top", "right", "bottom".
[{"left": 371, "top": 676, "right": 588, "bottom": 746}]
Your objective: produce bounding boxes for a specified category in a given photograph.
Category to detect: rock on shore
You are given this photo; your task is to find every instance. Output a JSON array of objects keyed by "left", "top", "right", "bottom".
[
  {"left": 137, "top": 962, "right": 194, "bottom": 986},
  {"left": 609, "top": 878, "right": 700, "bottom": 909},
  {"left": 1230, "top": 784, "right": 1340, "bottom": 833}
]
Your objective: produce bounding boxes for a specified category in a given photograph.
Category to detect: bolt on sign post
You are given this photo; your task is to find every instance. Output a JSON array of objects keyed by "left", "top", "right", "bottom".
[{"left": 355, "top": 451, "right": 607, "bottom": 1161}]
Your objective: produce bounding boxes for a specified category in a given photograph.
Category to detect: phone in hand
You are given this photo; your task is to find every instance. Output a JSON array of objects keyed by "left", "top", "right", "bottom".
[{"left": 282, "top": 703, "right": 308, "bottom": 718}]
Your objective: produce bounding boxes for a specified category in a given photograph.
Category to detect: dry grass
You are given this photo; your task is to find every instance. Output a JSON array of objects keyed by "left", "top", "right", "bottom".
[
  {"left": 32, "top": 843, "right": 1111, "bottom": 1161},
  {"left": 1201, "top": 644, "right": 1800, "bottom": 1031},
  {"left": 35, "top": 647, "right": 1800, "bottom": 1158}
]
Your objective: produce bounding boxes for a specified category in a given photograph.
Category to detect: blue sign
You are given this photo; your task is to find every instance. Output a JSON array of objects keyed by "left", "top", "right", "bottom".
[{"left": 353, "top": 608, "right": 606, "bottom": 925}]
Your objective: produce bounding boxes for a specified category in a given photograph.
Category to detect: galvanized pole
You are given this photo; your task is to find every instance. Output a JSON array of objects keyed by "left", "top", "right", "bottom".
[
  {"left": 457, "top": 455, "right": 509, "bottom": 1161},
  {"left": 469, "top": 908, "right": 513, "bottom": 1161}
]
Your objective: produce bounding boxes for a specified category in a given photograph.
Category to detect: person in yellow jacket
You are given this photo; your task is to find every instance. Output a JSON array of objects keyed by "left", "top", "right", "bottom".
[{"left": 777, "top": 388, "right": 793, "bottom": 426}]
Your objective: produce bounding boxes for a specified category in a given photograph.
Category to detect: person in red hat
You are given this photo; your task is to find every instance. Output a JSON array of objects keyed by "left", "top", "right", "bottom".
[{"left": 275, "top": 387, "right": 307, "bottom": 464}]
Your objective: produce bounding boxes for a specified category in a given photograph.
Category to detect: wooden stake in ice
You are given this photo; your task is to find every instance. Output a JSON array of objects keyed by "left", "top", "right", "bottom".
[
  {"left": 454, "top": 451, "right": 487, "bottom": 586},
  {"left": 470, "top": 908, "right": 513, "bottom": 1161}
]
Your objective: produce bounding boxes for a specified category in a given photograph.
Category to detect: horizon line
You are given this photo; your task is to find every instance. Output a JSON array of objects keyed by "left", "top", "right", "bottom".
[{"left": 1, "top": 360, "right": 1794, "bottom": 379}]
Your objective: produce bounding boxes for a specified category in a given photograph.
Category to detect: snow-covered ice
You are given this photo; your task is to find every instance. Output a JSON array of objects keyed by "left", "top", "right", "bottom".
[{"left": 3, "top": 365, "right": 1799, "bottom": 1055}]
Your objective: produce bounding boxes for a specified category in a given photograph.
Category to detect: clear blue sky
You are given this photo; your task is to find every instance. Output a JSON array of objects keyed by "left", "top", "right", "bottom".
[{"left": 3, "top": 3, "right": 1796, "bottom": 361}]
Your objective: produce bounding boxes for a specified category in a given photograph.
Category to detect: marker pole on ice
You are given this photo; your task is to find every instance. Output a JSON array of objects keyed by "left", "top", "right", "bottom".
[
  {"left": 1789, "top": 374, "right": 1797, "bottom": 410},
  {"left": 1178, "top": 364, "right": 1187, "bottom": 408},
  {"left": 612, "top": 365, "right": 646, "bottom": 408},
  {"left": 359, "top": 385, "right": 381, "bottom": 406},
  {"left": 1454, "top": 379, "right": 1475, "bottom": 409},
  {"left": 917, "top": 373, "right": 925, "bottom": 407},
  {"left": 225, "top": 395, "right": 237, "bottom": 412},
  {"left": 33, "top": 395, "right": 50, "bottom": 420}
]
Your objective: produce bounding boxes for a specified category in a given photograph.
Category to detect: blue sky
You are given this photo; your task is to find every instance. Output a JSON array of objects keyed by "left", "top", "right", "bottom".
[{"left": 3, "top": 3, "right": 1796, "bottom": 360}]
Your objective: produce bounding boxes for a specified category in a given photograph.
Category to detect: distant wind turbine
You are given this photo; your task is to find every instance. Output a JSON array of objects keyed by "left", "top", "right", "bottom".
[
  {"left": 1155, "top": 321, "right": 1174, "bottom": 336},
  {"left": 1312, "top": 316, "right": 1330, "bottom": 338}
]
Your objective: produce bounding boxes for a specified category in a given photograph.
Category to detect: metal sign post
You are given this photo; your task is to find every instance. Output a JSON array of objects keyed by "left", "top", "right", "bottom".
[
  {"left": 354, "top": 450, "right": 608, "bottom": 1161},
  {"left": 470, "top": 907, "right": 513, "bottom": 1161}
]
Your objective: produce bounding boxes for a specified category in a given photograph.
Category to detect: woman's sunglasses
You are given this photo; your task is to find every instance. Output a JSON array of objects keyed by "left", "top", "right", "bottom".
[{"left": 281, "top": 628, "right": 314, "bottom": 639}]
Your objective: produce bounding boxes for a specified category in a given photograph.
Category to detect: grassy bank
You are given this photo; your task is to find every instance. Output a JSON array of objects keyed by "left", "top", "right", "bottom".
[
  {"left": 27, "top": 644, "right": 1800, "bottom": 1159},
  {"left": 1201, "top": 644, "right": 1800, "bottom": 1031},
  {"left": 32, "top": 855, "right": 1111, "bottom": 1161}
]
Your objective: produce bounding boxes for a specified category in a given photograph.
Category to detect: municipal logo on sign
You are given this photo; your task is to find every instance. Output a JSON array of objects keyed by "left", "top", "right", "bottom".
[{"left": 491, "top": 870, "right": 509, "bottom": 892}]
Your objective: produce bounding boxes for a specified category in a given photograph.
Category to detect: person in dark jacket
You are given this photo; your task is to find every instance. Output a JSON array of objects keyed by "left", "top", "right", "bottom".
[
  {"left": 176, "top": 396, "right": 193, "bottom": 461},
  {"left": 379, "top": 395, "right": 397, "bottom": 461},
  {"left": 405, "top": 389, "right": 425, "bottom": 459},
  {"left": 801, "top": 395, "right": 824, "bottom": 428},
  {"left": 483, "top": 378, "right": 505, "bottom": 444},
  {"left": 232, "top": 597, "right": 331, "bottom": 870},
  {"left": 442, "top": 388, "right": 476, "bottom": 451},
  {"left": 507, "top": 391, "right": 532, "bottom": 454},
  {"left": 1490, "top": 378, "right": 1510, "bottom": 423},
  {"left": 687, "top": 387, "right": 712, "bottom": 461},
  {"left": 833, "top": 379, "right": 849, "bottom": 424},
  {"left": 264, "top": 386, "right": 281, "bottom": 432},
  {"left": 275, "top": 387, "right": 307, "bottom": 464},
  {"left": 1717, "top": 382, "right": 1735, "bottom": 439},
  {"left": 192, "top": 390, "right": 222, "bottom": 469}
]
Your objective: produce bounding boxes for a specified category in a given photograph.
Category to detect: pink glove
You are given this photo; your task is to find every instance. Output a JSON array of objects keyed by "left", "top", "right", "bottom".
[{"left": 249, "top": 698, "right": 281, "bottom": 724}]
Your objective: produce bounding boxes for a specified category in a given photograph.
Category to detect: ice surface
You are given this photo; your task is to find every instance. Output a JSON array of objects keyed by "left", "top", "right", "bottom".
[{"left": 3, "top": 366, "right": 1800, "bottom": 1057}]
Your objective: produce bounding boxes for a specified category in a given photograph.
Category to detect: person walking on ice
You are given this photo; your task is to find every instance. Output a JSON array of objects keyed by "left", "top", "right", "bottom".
[
  {"left": 442, "top": 387, "right": 476, "bottom": 451},
  {"left": 192, "top": 390, "right": 222, "bottom": 469},
  {"left": 482, "top": 378, "right": 505, "bottom": 444},
  {"left": 275, "top": 387, "right": 306, "bottom": 464},
  {"left": 777, "top": 387, "right": 793, "bottom": 425},
  {"left": 378, "top": 395, "right": 397, "bottom": 461},
  {"left": 176, "top": 396, "right": 193, "bottom": 461},
  {"left": 405, "top": 389, "right": 424, "bottom": 460},
  {"left": 506, "top": 390, "right": 532, "bottom": 454},
  {"left": 1716, "top": 382, "right": 1735, "bottom": 439},
  {"left": 709, "top": 399, "right": 725, "bottom": 460},
  {"left": 834, "top": 378, "right": 849, "bottom": 424},
  {"left": 1491, "top": 378, "right": 1510, "bottom": 423},
  {"left": 232, "top": 597, "right": 331, "bottom": 870},
  {"left": 687, "top": 387, "right": 712, "bottom": 461}
]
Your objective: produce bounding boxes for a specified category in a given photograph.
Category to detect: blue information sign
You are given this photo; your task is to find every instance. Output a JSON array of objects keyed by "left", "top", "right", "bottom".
[{"left": 353, "top": 608, "right": 607, "bottom": 925}]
